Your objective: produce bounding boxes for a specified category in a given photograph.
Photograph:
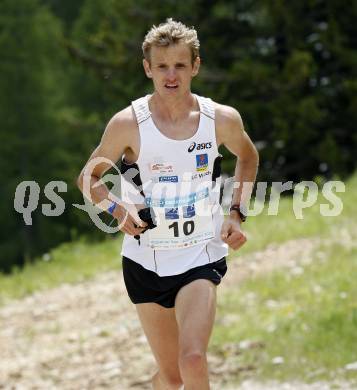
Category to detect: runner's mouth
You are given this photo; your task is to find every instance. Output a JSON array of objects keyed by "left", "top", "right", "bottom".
[{"left": 165, "top": 84, "right": 178, "bottom": 89}]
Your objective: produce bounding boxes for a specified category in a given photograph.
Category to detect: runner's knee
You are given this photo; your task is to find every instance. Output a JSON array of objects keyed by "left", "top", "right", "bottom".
[{"left": 179, "top": 350, "right": 207, "bottom": 374}]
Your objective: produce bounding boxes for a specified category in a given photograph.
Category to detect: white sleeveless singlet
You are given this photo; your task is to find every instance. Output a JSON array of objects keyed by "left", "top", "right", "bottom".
[{"left": 120, "top": 94, "right": 228, "bottom": 276}]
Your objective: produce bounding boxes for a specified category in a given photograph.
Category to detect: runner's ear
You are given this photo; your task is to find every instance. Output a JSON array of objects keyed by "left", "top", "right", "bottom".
[
  {"left": 143, "top": 59, "right": 152, "bottom": 78},
  {"left": 192, "top": 56, "right": 200, "bottom": 77}
]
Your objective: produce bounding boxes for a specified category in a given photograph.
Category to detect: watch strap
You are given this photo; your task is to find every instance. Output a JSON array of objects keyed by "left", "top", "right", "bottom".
[
  {"left": 108, "top": 201, "right": 117, "bottom": 215},
  {"left": 229, "top": 204, "right": 247, "bottom": 222}
]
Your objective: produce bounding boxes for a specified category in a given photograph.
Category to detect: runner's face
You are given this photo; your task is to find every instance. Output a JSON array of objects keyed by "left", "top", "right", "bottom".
[{"left": 143, "top": 43, "right": 200, "bottom": 97}]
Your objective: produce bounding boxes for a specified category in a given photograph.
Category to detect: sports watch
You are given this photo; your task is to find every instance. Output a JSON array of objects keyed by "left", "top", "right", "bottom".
[{"left": 229, "top": 204, "right": 247, "bottom": 222}]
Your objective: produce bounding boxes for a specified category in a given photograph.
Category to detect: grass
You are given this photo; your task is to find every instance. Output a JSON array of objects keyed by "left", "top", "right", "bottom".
[
  {"left": 2, "top": 176, "right": 353, "bottom": 304},
  {"left": 211, "top": 174, "right": 357, "bottom": 384},
  {"left": 0, "top": 235, "right": 123, "bottom": 305},
  {"left": 1, "top": 174, "right": 356, "bottom": 384},
  {"left": 230, "top": 177, "right": 353, "bottom": 257},
  {"left": 212, "top": 239, "right": 357, "bottom": 384}
]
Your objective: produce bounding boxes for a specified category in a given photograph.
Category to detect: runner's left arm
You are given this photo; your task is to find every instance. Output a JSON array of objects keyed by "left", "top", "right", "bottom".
[{"left": 215, "top": 104, "right": 259, "bottom": 250}]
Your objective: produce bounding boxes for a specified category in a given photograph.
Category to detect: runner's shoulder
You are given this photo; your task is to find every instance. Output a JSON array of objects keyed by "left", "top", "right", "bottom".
[
  {"left": 212, "top": 101, "right": 244, "bottom": 132},
  {"left": 106, "top": 105, "right": 138, "bottom": 137}
]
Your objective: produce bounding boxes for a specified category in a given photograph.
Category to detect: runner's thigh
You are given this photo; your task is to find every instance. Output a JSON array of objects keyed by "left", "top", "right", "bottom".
[
  {"left": 135, "top": 302, "right": 180, "bottom": 375},
  {"left": 174, "top": 279, "right": 217, "bottom": 352}
]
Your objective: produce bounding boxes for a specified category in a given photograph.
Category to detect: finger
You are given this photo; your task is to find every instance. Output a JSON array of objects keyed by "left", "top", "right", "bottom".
[
  {"left": 230, "top": 235, "right": 247, "bottom": 250},
  {"left": 132, "top": 226, "right": 147, "bottom": 236},
  {"left": 133, "top": 220, "right": 148, "bottom": 229},
  {"left": 231, "top": 239, "right": 246, "bottom": 251},
  {"left": 225, "top": 230, "right": 243, "bottom": 246},
  {"left": 220, "top": 223, "right": 231, "bottom": 240},
  {"left": 121, "top": 228, "right": 138, "bottom": 236},
  {"left": 119, "top": 214, "right": 136, "bottom": 234},
  {"left": 124, "top": 224, "right": 140, "bottom": 236},
  {"left": 132, "top": 220, "right": 147, "bottom": 229},
  {"left": 125, "top": 211, "right": 148, "bottom": 229},
  {"left": 120, "top": 218, "right": 135, "bottom": 235},
  {"left": 127, "top": 216, "right": 147, "bottom": 235},
  {"left": 127, "top": 205, "right": 149, "bottom": 228},
  {"left": 124, "top": 220, "right": 146, "bottom": 236},
  {"left": 221, "top": 235, "right": 230, "bottom": 245},
  {"left": 226, "top": 232, "right": 246, "bottom": 248}
]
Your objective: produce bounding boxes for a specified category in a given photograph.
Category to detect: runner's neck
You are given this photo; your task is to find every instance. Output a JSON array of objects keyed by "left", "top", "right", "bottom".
[{"left": 149, "top": 92, "right": 198, "bottom": 123}]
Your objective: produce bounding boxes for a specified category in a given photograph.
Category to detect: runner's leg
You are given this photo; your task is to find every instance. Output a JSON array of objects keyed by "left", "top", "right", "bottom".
[
  {"left": 135, "top": 303, "right": 183, "bottom": 390},
  {"left": 175, "top": 279, "right": 217, "bottom": 390}
]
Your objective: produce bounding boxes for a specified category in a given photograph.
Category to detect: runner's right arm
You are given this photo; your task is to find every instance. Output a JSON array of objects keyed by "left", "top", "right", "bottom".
[{"left": 77, "top": 107, "right": 147, "bottom": 236}]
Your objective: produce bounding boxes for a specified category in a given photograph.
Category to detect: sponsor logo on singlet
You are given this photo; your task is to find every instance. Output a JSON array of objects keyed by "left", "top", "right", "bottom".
[
  {"left": 183, "top": 205, "right": 195, "bottom": 218},
  {"left": 150, "top": 163, "right": 173, "bottom": 174},
  {"left": 159, "top": 175, "right": 178, "bottom": 183},
  {"left": 165, "top": 208, "right": 179, "bottom": 220},
  {"left": 188, "top": 141, "right": 212, "bottom": 153},
  {"left": 196, "top": 154, "right": 208, "bottom": 171},
  {"left": 192, "top": 171, "right": 212, "bottom": 180}
]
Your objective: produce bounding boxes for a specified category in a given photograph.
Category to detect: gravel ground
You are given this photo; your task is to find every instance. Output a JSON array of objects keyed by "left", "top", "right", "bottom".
[{"left": 0, "top": 235, "right": 355, "bottom": 389}]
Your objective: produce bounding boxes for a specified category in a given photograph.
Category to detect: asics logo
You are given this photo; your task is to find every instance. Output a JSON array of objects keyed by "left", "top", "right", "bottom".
[{"left": 188, "top": 142, "right": 212, "bottom": 153}]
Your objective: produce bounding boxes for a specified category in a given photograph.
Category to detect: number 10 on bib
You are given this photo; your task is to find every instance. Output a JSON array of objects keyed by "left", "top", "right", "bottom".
[{"left": 148, "top": 199, "right": 215, "bottom": 250}]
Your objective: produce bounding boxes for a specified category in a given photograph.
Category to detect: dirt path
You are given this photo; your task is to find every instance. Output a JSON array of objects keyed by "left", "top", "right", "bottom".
[{"left": 0, "top": 236, "right": 354, "bottom": 389}]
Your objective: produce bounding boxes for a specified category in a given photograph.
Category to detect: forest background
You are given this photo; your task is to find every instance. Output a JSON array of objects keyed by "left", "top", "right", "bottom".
[{"left": 1, "top": 0, "right": 356, "bottom": 272}]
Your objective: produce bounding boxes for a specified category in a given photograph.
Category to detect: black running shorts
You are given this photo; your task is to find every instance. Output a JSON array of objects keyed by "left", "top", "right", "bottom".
[{"left": 122, "top": 256, "right": 227, "bottom": 308}]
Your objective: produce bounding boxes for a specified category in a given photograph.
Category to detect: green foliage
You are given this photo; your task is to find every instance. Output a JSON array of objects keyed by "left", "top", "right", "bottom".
[
  {"left": 2, "top": 0, "right": 357, "bottom": 271},
  {"left": 42, "top": 0, "right": 85, "bottom": 30},
  {"left": 65, "top": 0, "right": 357, "bottom": 181},
  {"left": 0, "top": 0, "right": 67, "bottom": 270}
]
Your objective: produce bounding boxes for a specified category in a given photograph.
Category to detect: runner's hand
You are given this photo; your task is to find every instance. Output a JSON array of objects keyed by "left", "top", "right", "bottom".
[
  {"left": 220, "top": 217, "right": 247, "bottom": 251},
  {"left": 112, "top": 202, "right": 148, "bottom": 236}
]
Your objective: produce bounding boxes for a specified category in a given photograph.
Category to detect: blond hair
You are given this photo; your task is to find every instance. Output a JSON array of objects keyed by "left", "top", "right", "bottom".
[{"left": 142, "top": 18, "right": 200, "bottom": 64}]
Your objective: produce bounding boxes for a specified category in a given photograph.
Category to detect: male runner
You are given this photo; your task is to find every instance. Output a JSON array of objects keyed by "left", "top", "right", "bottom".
[{"left": 78, "top": 18, "right": 258, "bottom": 390}]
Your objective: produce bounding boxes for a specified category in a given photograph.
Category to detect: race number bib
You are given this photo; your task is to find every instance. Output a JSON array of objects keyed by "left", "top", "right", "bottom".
[{"left": 146, "top": 187, "right": 214, "bottom": 250}]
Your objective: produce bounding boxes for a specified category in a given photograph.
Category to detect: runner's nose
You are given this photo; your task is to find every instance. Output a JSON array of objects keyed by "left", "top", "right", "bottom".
[{"left": 166, "top": 68, "right": 177, "bottom": 81}]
